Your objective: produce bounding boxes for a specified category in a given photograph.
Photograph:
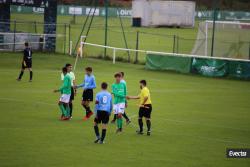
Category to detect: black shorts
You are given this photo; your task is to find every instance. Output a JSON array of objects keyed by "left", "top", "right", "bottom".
[
  {"left": 94, "top": 110, "right": 110, "bottom": 124},
  {"left": 139, "top": 104, "right": 152, "bottom": 118},
  {"left": 82, "top": 89, "right": 93, "bottom": 101},
  {"left": 70, "top": 87, "right": 74, "bottom": 101},
  {"left": 22, "top": 61, "right": 32, "bottom": 68}
]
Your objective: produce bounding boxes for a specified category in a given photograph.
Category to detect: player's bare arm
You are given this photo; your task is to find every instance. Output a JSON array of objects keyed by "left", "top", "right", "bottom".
[{"left": 126, "top": 95, "right": 140, "bottom": 100}]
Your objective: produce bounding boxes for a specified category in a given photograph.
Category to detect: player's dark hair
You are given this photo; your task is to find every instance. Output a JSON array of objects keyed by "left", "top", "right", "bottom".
[
  {"left": 120, "top": 72, "right": 124, "bottom": 77},
  {"left": 140, "top": 80, "right": 147, "bottom": 86},
  {"left": 65, "top": 63, "right": 72, "bottom": 67},
  {"left": 114, "top": 72, "right": 122, "bottom": 78},
  {"left": 101, "top": 82, "right": 108, "bottom": 89},
  {"left": 85, "top": 67, "right": 92, "bottom": 72},
  {"left": 62, "top": 67, "right": 67, "bottom": 73},
  {"left": 25, "top": 42, "right": 29, "bottom": 47}
]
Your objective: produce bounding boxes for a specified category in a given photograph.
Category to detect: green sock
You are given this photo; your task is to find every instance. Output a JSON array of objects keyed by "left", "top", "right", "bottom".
[
  {"left": 120, "top": 118, "right": 123, "bottom": 128},
  {"left": 117, "top": 118, "right": 120, "bottom": 128},
  {"left": 117, "top": 118, "right": 123, "bottom": 129},
  {"left": 59, "top": 104, "right": 67, "bottom": 116},
  {"left": 65, "top": 105, "right": 70, "bottom": 117}
]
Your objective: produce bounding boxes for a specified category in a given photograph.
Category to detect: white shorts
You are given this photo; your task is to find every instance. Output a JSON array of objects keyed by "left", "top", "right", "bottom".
[
  {"left": 113, "top": 103, "right": 125, "bottom": 114},
  {"left": 59, "top": 94, "right": 71, "bottom": 103}
]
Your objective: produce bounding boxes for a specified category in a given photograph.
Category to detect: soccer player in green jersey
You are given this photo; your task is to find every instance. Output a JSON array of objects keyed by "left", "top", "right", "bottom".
[
  {"left": 111, "top": 72, "right": 131, "bottom": 124},
  {"left": 112, "top": 73, "right": 127, "bottom": 133},
  {"left": 54, "top": 67, "right": 71, "bottom": 120},
  {"left": 61, "top": 63, "right": 76, "bottom": 118}
]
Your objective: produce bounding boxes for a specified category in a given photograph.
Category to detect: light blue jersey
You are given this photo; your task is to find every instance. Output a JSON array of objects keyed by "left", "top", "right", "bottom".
[
  {"left": 77, "top": 74, "right": 96, "bottom": 90},
  {"left": 95, "top": 90, "right": 113, "bottom": 113},
  {"left": 121, "top": 79, "right": 126, "bottom": 85}
]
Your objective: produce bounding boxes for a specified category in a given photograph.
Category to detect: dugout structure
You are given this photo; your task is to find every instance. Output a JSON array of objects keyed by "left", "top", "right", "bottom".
[
  {"left": 132, "top": 0, "right": 196, "bottom": 28},
  {"left": 0, "top": 0, "right": 57, "bottom": 52}
]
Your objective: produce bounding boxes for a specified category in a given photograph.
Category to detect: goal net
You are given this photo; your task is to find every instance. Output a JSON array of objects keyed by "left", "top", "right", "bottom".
[{"left": 192, "top": 21, "right": 250, "bottom": 60}]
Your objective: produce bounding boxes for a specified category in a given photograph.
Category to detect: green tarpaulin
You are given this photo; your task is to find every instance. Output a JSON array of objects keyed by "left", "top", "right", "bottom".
[
  {"left": 191, "top": 58, "right": 228, "bottom": 77},
  {"left": 146, "top": 53, "right": 250, "bottom": 80},
  {"left": 146, "top": 54, "right": 192, "bottom": 73},
  {"left": 228, "top": 61, "right": 250, "bottom": 79}
]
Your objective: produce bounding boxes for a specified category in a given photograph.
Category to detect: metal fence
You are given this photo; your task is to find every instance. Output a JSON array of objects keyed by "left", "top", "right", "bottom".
[{"left": 0, "top": 20, "right": 69, "bottom": 54}]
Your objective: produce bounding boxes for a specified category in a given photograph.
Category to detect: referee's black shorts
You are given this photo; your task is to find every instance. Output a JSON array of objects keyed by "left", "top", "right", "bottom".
[
  {"left": 70, "top": 87, "right": 74, "bottom": 101},
  {"left": 139, "top": 104, "right": 152, "bottom": 119},
  {"left": 82, "top": 89, "right": 93, "bottom": 101},
  {"left": 94, "top": 110, "right": 110, "bottom": 124},
  {"left": 22, "top": 61, "right": 32, "bottom": 69}
]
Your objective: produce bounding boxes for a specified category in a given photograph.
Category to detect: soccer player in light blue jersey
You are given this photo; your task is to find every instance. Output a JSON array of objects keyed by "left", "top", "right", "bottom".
[
  {"left": 75, "top": 67, "right": 96, "bottom": 121},
  {"left": 94, "top": 82, "right": 113, "bottom": 144}
]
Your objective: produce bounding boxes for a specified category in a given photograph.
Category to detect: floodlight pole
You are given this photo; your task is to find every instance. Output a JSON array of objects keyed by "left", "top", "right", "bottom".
[{"left": 104, "top": 0, "right": 108, "bottom": 58}]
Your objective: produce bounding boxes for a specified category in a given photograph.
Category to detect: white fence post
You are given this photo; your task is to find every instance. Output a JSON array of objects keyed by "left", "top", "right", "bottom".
[
  {"left": 113, "top": 48, "right": 116, "bottom": 64},
  {"left": 80, "top": 42, "right": 83, "bottom": 58},
  {"left": 69, "top": 41, "right": 72, "bottom": 56}
]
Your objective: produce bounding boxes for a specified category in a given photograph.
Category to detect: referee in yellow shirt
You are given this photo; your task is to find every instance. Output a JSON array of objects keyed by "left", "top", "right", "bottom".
[{"left": 127, "top": 80, "right": 152, "bottom": 136}]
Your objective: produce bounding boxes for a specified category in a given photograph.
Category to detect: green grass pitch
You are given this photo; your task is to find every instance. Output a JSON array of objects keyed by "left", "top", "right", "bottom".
[{"left": 0, "top": 52, "right": 249, "bottom": 167}]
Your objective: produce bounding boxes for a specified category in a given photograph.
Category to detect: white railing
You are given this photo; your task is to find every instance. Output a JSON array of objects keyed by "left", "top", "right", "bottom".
[{"left": 80, "top": 41, "right": 250, "bottom": 63}]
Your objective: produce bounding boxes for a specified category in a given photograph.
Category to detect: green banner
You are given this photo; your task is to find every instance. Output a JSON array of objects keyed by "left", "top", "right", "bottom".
[
  {"left": 11, "top": 5, "right": 33, "bottom": 13},
  {"left": 228, "top": 61, "right": 250, "bottom": 79},
  {"left": 191, "top": 58, "right": 250, "bottom": 79},
  {"left": 146, "top": 54, "right": 192, "bottom": 73},
  {"left": 196, "top": 10, "right": 250, "bottom": 21},
  {"left": 9, "top": 5, "right": 250, "bottom": 20},
  {"left": 191, "top": 58, "right": 228, "bottom": 77},
  {"left": 146, "top": 53, "right": 250, "bottom": 80},
  {"left": 10, "top": 5, "right": 132, "bottom": 17}
]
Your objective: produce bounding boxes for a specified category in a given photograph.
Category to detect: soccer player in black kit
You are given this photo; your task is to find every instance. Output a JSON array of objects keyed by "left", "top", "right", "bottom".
[{"left": 17, "top": 42, "right": 33, "bottom": 82}]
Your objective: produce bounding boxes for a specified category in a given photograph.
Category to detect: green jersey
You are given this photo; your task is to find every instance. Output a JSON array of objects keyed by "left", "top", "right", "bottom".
[
  {"left": 59, "top": 74, "right": 71, "bottom": 94},
  {"left": 61, "top": 72, "right": 75, "bottom": 86},
  {"left": 112, "top": 82, "right": 127, "bottom": 104}
]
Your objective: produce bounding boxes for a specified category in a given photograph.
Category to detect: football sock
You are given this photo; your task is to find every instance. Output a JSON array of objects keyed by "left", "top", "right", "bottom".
[
  {"left": 69, "top": 103, "right": 73, "bottom": 116},
  {"left": 138, "top": 118, "right": 143, "bottom": 132},
  {"left": 86, "top": 106, "right": 91, "bottom": 112},
  {"left": 82, "top": 104, "right": 89, "bottom": 116},
  {"left": 116, "top": 118, "right": 120, "bottom": 128},
  {"left": 122, "top": 112, "right": 129, "bottom": 121},
  {"left": 29, "top": 71, "right": 33, "bottom": 80},
  {"left": 146, "top": 120, "right": 151, "bottom": 131},
  {"left": 59, "top": 104, "right": 67, "bottom": 116},
  {"left": 65, "top": 105, "right": 70, "bottom": 117},
  {"left": 117, "top": 118, "right": 123, "bottom": 129},
  {"left": 94, "top": 125, "right": 100, "bottom": 138},
  {"left": 86, "top": 106, "right": 92, "bottom": 116},
  {"left": 113, "top": 114, "right": 117, "bottom": 121},
  {"left": 120, "top": 118, "right": 123, "bottom": 128},
  {"left": 82, "top": 104, "right": 87, "bottom": 110},
  {"left": 101, "top": 129, "right": 107, "bottom": 142},
  {"left": 18, "top": 71, "right": 24, "bottom": 79}
]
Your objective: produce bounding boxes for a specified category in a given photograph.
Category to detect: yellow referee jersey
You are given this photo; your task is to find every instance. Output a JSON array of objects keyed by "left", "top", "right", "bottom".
[{"left": 139, "top": 87, "right": 152, "bottom": 105}]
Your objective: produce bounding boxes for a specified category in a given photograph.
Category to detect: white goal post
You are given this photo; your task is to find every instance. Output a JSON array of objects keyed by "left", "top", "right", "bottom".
[{"left": 192, "top": 20, "right": 250, "bottom": 59}]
